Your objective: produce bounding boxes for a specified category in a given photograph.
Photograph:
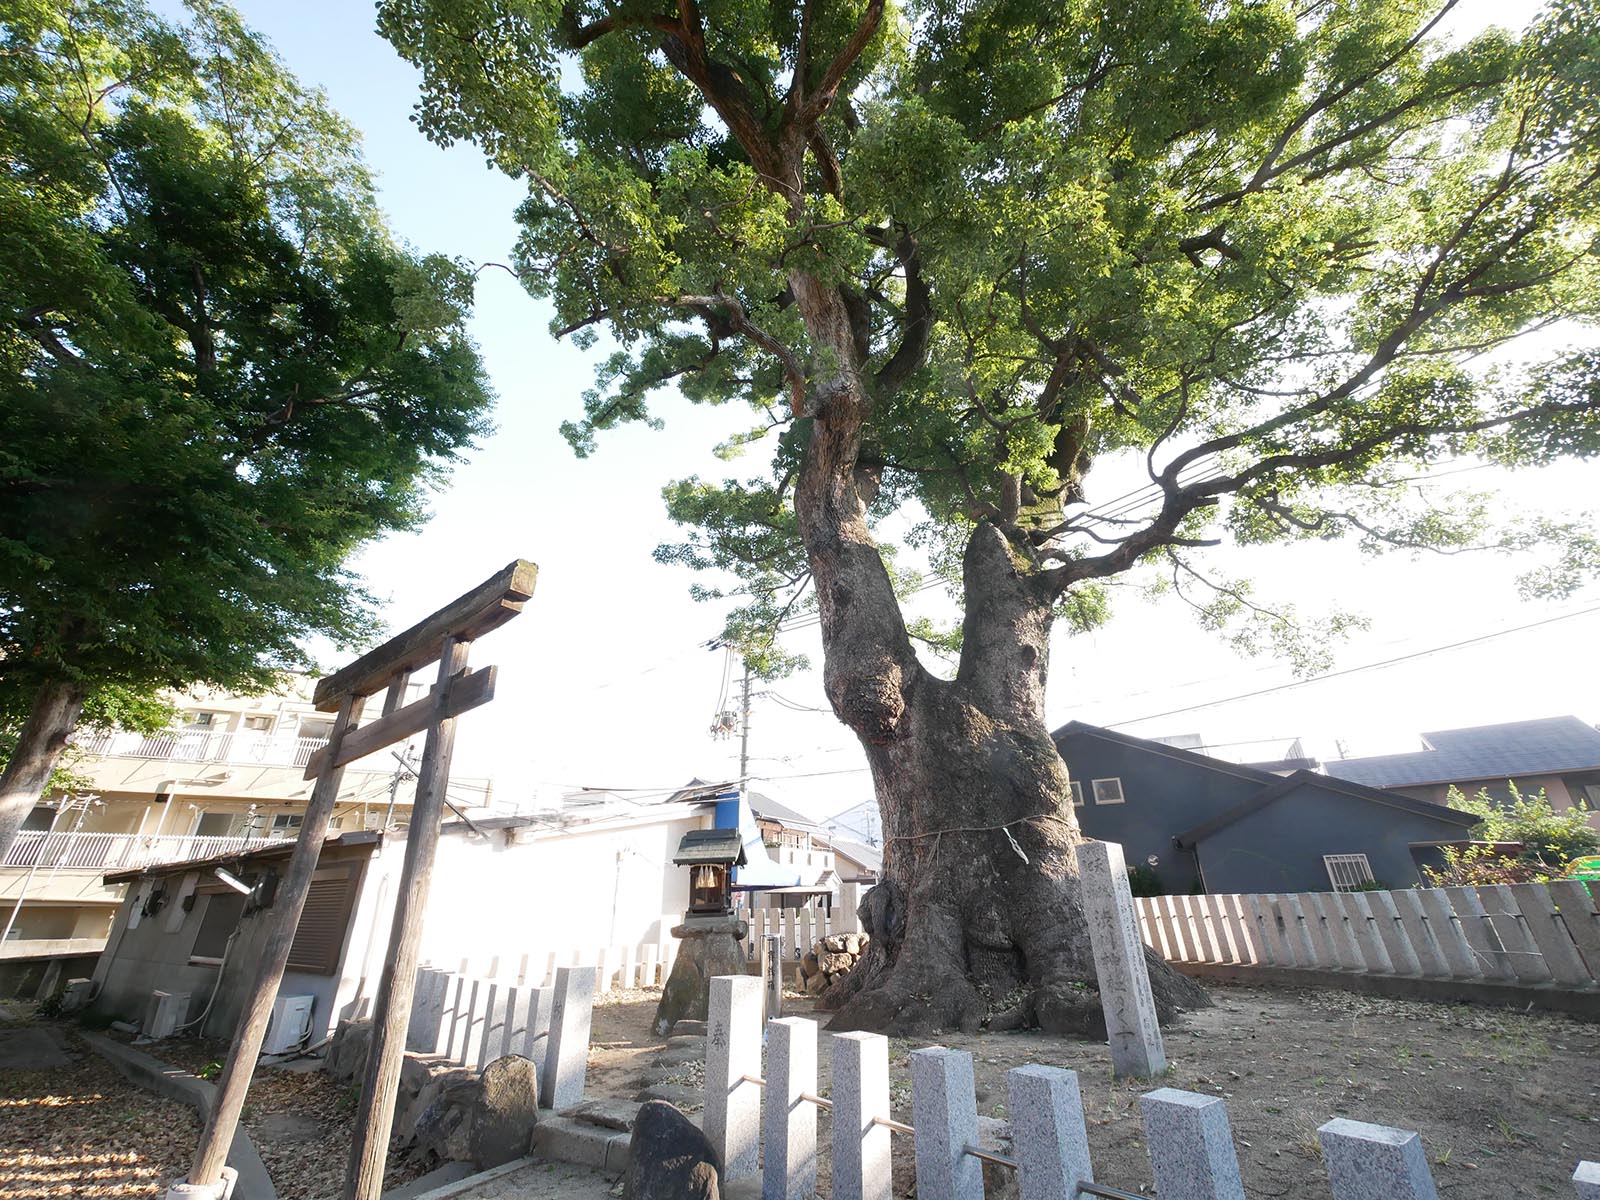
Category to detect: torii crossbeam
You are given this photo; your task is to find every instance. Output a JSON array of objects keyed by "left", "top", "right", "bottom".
[{"left": 176, "top": 560, "right": 536, "bottom": 1200}]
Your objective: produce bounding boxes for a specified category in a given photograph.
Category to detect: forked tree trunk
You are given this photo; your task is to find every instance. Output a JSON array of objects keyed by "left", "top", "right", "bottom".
[
  {"left": 787, "top": 277, "right": 1207, "bottom": 1036},
  {"left": 0, "top": 675, "right": 89, "bottom": 863}
]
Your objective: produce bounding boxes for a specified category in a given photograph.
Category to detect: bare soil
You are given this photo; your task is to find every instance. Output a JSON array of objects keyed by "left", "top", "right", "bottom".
[{"left": 587, "top": 981, "right": 1600, "bottom": 1199}]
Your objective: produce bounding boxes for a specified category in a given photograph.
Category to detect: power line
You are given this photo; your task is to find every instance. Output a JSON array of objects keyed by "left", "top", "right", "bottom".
[{"left": 1100, "top": 602, "right": 1600, "bottom": 729}]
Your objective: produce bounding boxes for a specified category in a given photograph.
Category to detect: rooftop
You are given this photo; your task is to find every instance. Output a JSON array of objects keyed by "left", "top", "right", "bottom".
[{"left": 1324, "top": 716, "right": 1600, "bottom": 789}]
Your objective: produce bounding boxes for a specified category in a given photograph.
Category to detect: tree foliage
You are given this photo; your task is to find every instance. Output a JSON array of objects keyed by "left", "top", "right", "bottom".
[
  {"left": 380, "top": 0, "right": 1599, "bottom": 667},
  {"left": 1446, "top": 781, "right": 1600, "bottom": 865},
  {"left": 0, "top": 0, "right": 495, "bottom": 720}
]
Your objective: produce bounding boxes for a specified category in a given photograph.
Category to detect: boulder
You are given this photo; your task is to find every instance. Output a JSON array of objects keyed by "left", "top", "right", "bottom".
[
  {"left": 470, "top": 1056, "right": 542, "bottom": 1169},
  {"left": 803, "top": 972, "right": 829, "bottom": 996},
  {"left": 801, "top": 952, "right": 820, "bottom": 979},
  {"left": 819, "top": 951, "right": 854, "bottom": 974},
  {"left": 325, "top": 1019, "right": 372, "bottom": 1083},
  {"left": 396, "top": 1066, "right": 474, "bottom": 1149},
  {"left": 624, "top": 1100, "right": 720, "bottom": 1200},
  {"left": 412, "top": 1055, "right": 541, "bottom": 1170}
]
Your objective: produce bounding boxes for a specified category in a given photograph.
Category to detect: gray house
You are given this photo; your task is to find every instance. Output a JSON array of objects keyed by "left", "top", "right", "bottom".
[{"left": 1051, "top": 722, "right": 1476, "bottom": 894}]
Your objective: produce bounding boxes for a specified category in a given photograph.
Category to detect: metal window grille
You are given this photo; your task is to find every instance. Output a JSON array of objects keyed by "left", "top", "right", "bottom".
[{"left": 1324, "top": 853, "right": 1376, "bottom": 891}]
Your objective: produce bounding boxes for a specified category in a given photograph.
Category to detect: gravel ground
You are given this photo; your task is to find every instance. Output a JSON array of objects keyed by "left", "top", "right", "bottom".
[{"left": 0, "top": 1025, "right": 199, "bottom": 1198}]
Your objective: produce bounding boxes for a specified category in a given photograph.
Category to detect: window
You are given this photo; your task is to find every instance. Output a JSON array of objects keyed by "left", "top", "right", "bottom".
[
  {"left": 190, "top": 892, "right": 247, "bottom": 960},
  {"left": 22, "top": 805, "right": 56, "bottom": 832},
  {"left": 193, "top": 812, "right": 237, "bottom": 838},
  {"left": 188, "top": 712, "right": 215, "bottom": 727},
  {"left": 1324, "top": 853, "right": 1376, "bottom": 892},
  {"left": 1069, "top": 782, "right": 1084, "bottom": 807},
  {"left": 270, "top": 814, "right": 303, "bottom": 836},
  {"left": 1092, "top": 778, "right": 1125, "bottom": 805},
  {"left": 243, "top": 715, "right": 273, "bottom": 732}
]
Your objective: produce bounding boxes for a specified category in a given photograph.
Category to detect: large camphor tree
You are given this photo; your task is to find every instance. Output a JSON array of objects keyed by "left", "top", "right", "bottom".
[
  {"left": 0, "top": 0, "right": 494, "bottom": 860},
  {"left": 380, "top": 0, "right": 1600, "bottom": 1033}
]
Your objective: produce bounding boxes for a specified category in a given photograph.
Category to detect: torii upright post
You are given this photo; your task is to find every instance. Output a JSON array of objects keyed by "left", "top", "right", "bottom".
[{"left": 177, "top": 560, "right": 536, "bottom": 1200}]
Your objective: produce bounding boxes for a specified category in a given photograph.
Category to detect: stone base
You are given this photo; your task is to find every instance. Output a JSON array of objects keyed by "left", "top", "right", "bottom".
[
  {"left": 652, "top": 924, "right": 748, "bottom": 1037},
  {"left": 163, "top": 1167, "right": 237, "bottom": 1200}
]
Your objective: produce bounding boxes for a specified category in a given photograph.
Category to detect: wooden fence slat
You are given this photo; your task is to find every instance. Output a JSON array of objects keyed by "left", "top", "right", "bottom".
[
  {"left": 1507, "top": 883, "right": 1593, "bottom": 988},
  {"left": 1548, "top": 880, "right": 1600, "bottom": 980}
]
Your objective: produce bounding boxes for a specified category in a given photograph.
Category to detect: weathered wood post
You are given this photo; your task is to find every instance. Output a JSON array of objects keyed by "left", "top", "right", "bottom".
[{"left": 174, "top": 561, "right": 535, "bottom": 1200}]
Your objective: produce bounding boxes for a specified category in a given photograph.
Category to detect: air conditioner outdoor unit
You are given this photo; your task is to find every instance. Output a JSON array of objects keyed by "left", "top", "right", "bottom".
[{"left": 263, "top": 994, "right": 315, "bottom": 1055}]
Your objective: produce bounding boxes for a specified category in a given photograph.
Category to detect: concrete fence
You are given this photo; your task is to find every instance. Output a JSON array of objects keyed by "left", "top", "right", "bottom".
[
  {"left": 1133, "top": 881, "right": 1600, "bottom": 988},
  {"left": 701, "top": 974, "right": 1600, "bottom": 1200},
  {"left": 405, "top": 963, "right": 597, "bottom": 1110},
  {"left": 740, "top": 901, "right": 855, "bottom": 970}
]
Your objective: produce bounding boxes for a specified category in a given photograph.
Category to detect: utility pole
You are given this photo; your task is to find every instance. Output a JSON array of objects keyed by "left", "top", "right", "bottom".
[{"left": 737, "top": 665, "right": 752, "bottom": 798}]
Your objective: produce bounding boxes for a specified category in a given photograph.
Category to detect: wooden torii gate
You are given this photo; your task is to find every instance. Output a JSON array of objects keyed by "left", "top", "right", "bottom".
[{"left": 177, "top": 560, "right": 536, "bottom": 1200}]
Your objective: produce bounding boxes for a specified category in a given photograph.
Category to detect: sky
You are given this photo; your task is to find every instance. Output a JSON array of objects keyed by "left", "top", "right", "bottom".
[{"left": 186, "top": 0, "right": 1597, "bottom": 830}]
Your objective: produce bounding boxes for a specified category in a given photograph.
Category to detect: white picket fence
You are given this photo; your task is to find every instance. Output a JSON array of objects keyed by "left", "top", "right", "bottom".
[
  {"left": 1133, "top": 881, "right": 1600, "bottom": 987},
  {"left": 701, "top": 975, "right": 1600, "bottom": 1200}
]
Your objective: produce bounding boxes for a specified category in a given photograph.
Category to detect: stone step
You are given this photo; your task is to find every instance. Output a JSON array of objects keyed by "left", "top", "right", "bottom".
[{"left": 569, "top": 1098, "right": 643, "bottom": 1132}]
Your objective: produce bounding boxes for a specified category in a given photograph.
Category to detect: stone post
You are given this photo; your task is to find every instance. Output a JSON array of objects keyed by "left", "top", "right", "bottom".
[
  {"left": 511, "top": 985, "right": 552, "bottom": 1078},
  {"left": 476, "top": 982, "right": 513, "bottom": 1071},
  {"left": 1074, "top": 840, "right": 1167, "bottom": 1078},
  {"left": 705, "top": 974, "right": 762, "bottom": 1182},
  {"left": 641, "top": 945, "right": 660, "bottom": 988},
  {"left": 541, "top": 966, "right": 596, "bottom": 1111},
  {"left": 832, "top": 1032, "right": 891, "bottom": 1200},
  {"left": 763, "top": 1017, "right": 818, "bottom": 1200},
  {"left": 1318, "top": 1118, "right": 1439, "bottom": 1200},
  {"left": 1007, "top": 1065, "right": 1094, "bottom": 1200},
  {"left": 909, "top": 1047, "right": 982, "bottom": 1200},
  {"left": 1415, "top": 889, "right": 1481, "bottom": 978},
  {"left": 1389, "top": 891, "right": 1450, "bottom": 977},
  {"left": 406, "top": 969, "right": 447, "bottom": 1054},
  {"left": 1338, "top": 893, "right": 1396, "bottom": 974},
  {"left": 1139, "top": 1089, "right": 1246, "bottom": 1200},
  {"left": 762, "top": 934, "right": 784, "bottom": 1020},
  {"left": 1573, "top": 1162, "right": 1600, "bottom": 1200}
]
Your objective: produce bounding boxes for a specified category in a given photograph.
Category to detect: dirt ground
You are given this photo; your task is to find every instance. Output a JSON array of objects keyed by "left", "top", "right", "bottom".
[
  {"left": 0, "top": 1025, "right": 199, "bottom": 1198},
  {"left": 589, "top": 981, "right": 1600, "bottom": 1199}
]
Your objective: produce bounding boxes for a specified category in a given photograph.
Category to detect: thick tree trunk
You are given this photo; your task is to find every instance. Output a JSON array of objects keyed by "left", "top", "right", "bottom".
[
  {"left": 0, "top": 675, "right": 88, "bottom": 863},
  {"left": 782, "top": 272, "right": 1205, "bottom": 1034}
]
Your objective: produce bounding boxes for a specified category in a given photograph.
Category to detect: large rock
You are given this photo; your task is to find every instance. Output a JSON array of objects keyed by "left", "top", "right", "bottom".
[
  {"left": 624, "top": 1100, "right": 719, "bottom": 1200},
  {"left": 325, "top": 1019, "right": 372, "bottom": 1082},
  {"left": 652, "top": 924, "right": 747, "bottom": 1037},
  {"left": 397, "top": 1066, "right": 475, "bottom": 1151},
  {"left": 412, "top": 1055, "right": 541, "bottom": 1170}
]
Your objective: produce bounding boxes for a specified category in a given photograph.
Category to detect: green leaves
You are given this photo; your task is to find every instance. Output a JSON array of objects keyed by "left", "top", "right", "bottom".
[{"left": 0, "top": 0, "right": 493, "bottom": 718}]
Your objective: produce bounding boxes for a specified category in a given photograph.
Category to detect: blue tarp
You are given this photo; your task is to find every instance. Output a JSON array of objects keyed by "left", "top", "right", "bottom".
[{"left": 710, "top": 789, "right": 802, "bottom": 889}]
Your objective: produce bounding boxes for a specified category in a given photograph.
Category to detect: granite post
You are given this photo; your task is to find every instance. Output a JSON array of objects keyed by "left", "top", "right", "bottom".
[
  {"left": 705, "top": 974, "right": 762, "bottom": 1182},
  {"left": 763, "top": 1017, "right": 818, "bottom": 1200},
  {"left": 1007, "top": 1065, "right": 1093, "bottom": 1200},
  {"left": 541, "top": 966, "right": 596, "bottom": 1110},
  {"left": 1573, "top": 1162, "right": 1600, "bottom": 1200},
  {"left": 832, "top": 1032, "right": 892, "bottom": 1200},
  {"left": 475, "top": 982, "right": 512, "bottom": 1070},
  {"left": 511, "top": 985, "right": 552, "bottom": 1078},
  {"left": 1075, "top": 840, "right": 1167, "bottom": 1078},
  {"left": 909, "top": 1048, "right": 981, "bottom": 1200},
  {"left": 1318, "top": 1119, "right": 1439, "bottom": 1200},
  {"left": 1139, "top": 1089, "right": 1246, "bottom": 1200}
]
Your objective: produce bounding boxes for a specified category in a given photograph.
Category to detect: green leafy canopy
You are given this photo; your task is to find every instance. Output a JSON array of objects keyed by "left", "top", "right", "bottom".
[
  {"left": 379, "top": 0, "right": 1600, "bottom": 670},
  {"left": 0, "top": 0, "right": 495, "bottom": 717}
]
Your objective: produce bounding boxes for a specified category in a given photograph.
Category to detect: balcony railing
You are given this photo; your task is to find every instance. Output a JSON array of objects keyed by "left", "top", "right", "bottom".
[
  {"left": 1, "top": 831, "right": 296, "bottom": 874},
  {"left": 73, "top": 728, "right": 330, "bottom": 768}
]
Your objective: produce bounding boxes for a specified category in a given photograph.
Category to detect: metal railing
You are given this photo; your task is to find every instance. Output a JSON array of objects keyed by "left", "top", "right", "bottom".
[
  {"left": 71, "top": 728, "right": 330, "bottom": 768},
  {"left": 1, "top": 830, "right": 296, "bottom": 873}
]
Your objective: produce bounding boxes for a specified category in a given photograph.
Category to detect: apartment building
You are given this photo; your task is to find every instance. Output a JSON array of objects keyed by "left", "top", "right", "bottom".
[{"left": 0, "top": 677, "right": 493, "bottom": 951}]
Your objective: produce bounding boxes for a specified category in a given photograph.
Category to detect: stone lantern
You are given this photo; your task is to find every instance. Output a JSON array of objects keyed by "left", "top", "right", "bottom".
[{"left": 653, "top": 827, "right": 749, "bottom": 1034}]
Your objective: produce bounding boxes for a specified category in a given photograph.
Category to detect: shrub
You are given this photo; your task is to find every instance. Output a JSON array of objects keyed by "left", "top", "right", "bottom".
[
  {"left": 1126, "top": 864, "right": 1164, "bottom": 897},
  {"left": 1424, "top": 783, "right": 1600, "bottom": 886}
]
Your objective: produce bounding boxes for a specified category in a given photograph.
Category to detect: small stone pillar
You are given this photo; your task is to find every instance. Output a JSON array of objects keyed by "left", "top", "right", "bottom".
[
  {"left": 652, "top": 914, "right": 748, "bottom": 1036},
  {"left": 1140, "top": 1089, "right": 1246, "bottom": 1200},
  {"left": 909, "top": 1047, "right": 981, "bottom": 1200},
  {"left": 832, "top": 1032, "right": 891, "bottom": 1200},
  {"left": 1318, "top": 1118, "right": 1439, "bottom": 1200},
  {"left": 509, "top": 985, "right": 551, "bottom": 1077},
  {"left": 1574, "top": 1162, "right": 1600, "bottom": 1200},
  {"left": 705, "top": 975, "right": 762, "bottom": 1182},
  {"left": 541, "top": 966, "right": 595, "bottom": 1110},
  {"left": 1007, "top": 1065, "right": 1094, "bottom": 1200},
  {"left": 763, "top": 1017, "right": 818, "bottom": 1200},
  {"left": 1075, "top": 840, "right": 1167, "bottom": 1078}
]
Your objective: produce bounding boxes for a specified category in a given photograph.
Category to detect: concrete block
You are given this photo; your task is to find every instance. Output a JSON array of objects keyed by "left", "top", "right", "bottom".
[
  {"left": 1075, "top": 841, "right": 1166, "bottom": 1078},
  {"left": 1007, "top": 1065, "right": 1093, "bottom": 1200},
  {"left": 1139, "top": 1089, "right": 1245, "bottom": 1200},
  {"left": 542, "top": 966, "right": 596, "bottom": 1111},
  {"left": 831, "top": 1031, "right": 891, "bottom": 1200},
  {"left": 705, "top": 974, "right": 762, "bottom": 1181},
  {"left": 763, "top": 1017, "right": 818, "bottom": 1200},
  {"left": 909, "top": 1047, "right": 981, "bottom": 1200},
  {"left": 1318, "top": 1118, "right": 1439, "bottom": 1200},
  {"left": 1573, "top": 1161, "right": 1600, "bottom": 1199},
  {"left": 1389, "top": 891, "right": 1450, "bottom": 977},
  {"left": 1365, "top": 891, "right": 1422, "bottom": 977},
  {"left": 1415, "top": 889, "right": 1481, "bottom": 978},
  {"left": 1338, "top": 893, "right": 1395, "bottom": 974}
]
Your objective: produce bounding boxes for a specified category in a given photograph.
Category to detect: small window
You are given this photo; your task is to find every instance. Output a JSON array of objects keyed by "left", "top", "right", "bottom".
[
  {"left": 329, "top": 816, "right": 346, "bottom": 831},
  {"left": 190, "top": 892, "right": 247, "bottom": 960},
  {"left": 271, "top": 814, "right": 303, "bottom": 835},
  {"left": 189, "top": 712, "right": 215, "bottom": 727},
  {"left": 1092, "top": 778, "right": 1125, "bottom": 805},
  {"left": 193, "top": 812, "right": 236, "bottom": 838},
  {"left": 1324, "top": 853, "right": 1376, "bottom": 892},
  {"left": 22, "top": 805, "right": 56, "bottom": 832},
  {"left": 1069, "top": 782, "right": 1084, "bottom": 807}
]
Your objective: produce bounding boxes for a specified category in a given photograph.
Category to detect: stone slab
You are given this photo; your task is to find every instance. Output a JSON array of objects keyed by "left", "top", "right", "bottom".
[
  {"left": 1075, "top": 841, "right": 1166, "bottom": 1078},
  {"left": 1007, "top": 1065, "right": 1093, "bottom": 1200},
  {"left": 1139, "top": 1088, "right": 1245, "bottom": 1200},
  {"left": 1318, "top": 1118, "right": 1438, "bottom": 1200},
  {"left": 909, "top": 1047, "right": 981, "bottom": 1200}
]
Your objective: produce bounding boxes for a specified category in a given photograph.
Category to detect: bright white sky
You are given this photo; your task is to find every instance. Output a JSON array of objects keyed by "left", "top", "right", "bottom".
[{"left": 207, "top": 0, "right": 1594, "bottom": 828}]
